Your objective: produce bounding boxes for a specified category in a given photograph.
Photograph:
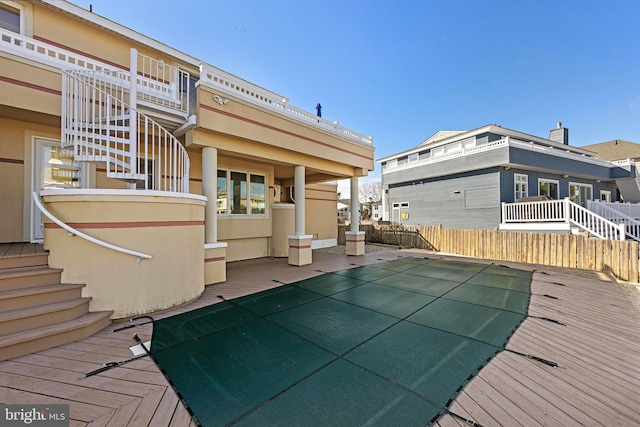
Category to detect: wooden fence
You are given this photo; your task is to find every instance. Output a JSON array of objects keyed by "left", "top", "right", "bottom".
[{"left": 338, "top": 224, "right": 639, "bottom": 283}]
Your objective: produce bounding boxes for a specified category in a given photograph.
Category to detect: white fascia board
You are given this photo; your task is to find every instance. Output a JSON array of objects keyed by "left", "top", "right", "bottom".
[{"left": 40, "top": 0, "right": 200, "bottom": 67}]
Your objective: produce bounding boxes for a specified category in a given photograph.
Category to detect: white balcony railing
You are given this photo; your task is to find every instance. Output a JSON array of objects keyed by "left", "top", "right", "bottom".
[
  {"left": 0, "top": 28, "right": 188, "bottom": 116},
  {"left": 502, "top": 198, "right": 626, "bottom": 241},
  {"left": 383, "top": 136, "right": 621, "bottom": 173},
  {"left": 198, "top": 63, "right": 373, "bottom": 146}
]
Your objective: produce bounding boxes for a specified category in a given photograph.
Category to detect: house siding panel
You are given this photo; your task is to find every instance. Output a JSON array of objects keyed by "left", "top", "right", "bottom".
[
  {"left": 388, "top": 169, "right": 501, "bottom": 229},
  {"left": 383, "top": 146, "right": 509, "bottom": 185},
  {"left": 508, "top": 147, "right": 612, "bottom": 178}
]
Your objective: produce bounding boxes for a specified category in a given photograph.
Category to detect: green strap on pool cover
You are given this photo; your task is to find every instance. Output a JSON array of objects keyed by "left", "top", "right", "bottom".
[{"left": 147, "top": 258, "right": 536, "bottom": 426}]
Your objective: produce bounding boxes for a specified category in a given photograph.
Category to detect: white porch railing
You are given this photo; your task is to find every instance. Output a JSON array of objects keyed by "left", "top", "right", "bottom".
[
  {"left": 62, "top": 49, "right": 189, "bottom": 193},
  {"left": 502, "top": 198, "right": 626, "bottom": 241},
  {"left": 0, "top": 28, "right": 188, "bottom": 116},
  {"left": 198, "top": 63, "right": 373, "bottom": 146},
  {"left": 587, "top": 200, "right": 640, "bottom": 242}
]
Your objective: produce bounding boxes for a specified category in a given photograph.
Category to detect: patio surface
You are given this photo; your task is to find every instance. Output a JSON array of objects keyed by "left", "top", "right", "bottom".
[{"left": 1, "top": 248, "right": 639, "bottom": 426}]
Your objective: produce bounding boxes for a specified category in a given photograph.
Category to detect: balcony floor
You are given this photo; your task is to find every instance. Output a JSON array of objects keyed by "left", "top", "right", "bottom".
[{"left": 0, "top": 248, "right": 638, "bottom": 426}]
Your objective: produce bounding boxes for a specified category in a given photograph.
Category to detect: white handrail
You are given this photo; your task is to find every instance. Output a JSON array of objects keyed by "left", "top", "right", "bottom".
[
  {"left": 32, "top": 192, "right": 152, "bottom": 260},
  {"left": 587, "top": 200, "right": 640, "bottom": 241}
]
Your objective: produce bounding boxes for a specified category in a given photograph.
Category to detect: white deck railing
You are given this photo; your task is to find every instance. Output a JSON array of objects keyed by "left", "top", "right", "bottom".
[
  {"left": 32, "top": 192, "right": 151, "bottom": 260},
  {"left": 62, "top": 51, "right": 190, "bottom": 193},
  {"left": 198, "top": 63, "right": 373, "bottom": 146},
  {"left": 502, "top": 198, "right": 626, "bottom": 241},
  {"left": 587, "top": 200, "right": 640, "bottom": 241},
  {"left": 0, "top": 28, "right": 188, "bottom": 116}
]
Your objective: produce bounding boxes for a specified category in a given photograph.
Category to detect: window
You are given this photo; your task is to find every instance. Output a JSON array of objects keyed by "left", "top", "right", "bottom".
[
  {"left": 569, "top": 183, "right": 592, "bottom": 207},
  {"left": 217, "top": 170, "right": 227, "bottom": 214},
  {"left": 217, "top": 169, "right": 266, "bottom": 216},
  {"left": 514, "top": 174, "right": 528, "bottom": 200},
  {"left": 538, "top": 179, "right": 559, "bottom": 199},
  {"left": 250, "top": 174, "right": 265, "bottom": 214},
  {"left": 600, "top": 190, "right": 611, "bottom": 202},
  {"left": 0, "top": 2, "right": 22, "bottom": 34},
  {"left": 230, "top": 171, "right": 247, "bottom": 214},
  {"left": 408, "top": 153, "right": 419, "bottom": 162}
]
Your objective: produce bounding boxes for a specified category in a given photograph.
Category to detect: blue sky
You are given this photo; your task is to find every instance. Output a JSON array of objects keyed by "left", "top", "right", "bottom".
[{"left": 77, "top": 0, "right": 640, "bottom": 195}]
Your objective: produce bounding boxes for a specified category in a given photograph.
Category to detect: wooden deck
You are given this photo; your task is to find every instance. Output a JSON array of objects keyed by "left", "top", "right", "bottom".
[{"left": 1, "top": 247, "right": 639, "bottom": 426}]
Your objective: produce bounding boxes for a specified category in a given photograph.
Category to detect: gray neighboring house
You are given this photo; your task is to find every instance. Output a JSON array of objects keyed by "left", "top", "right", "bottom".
[{"left": 378, "top": 123, "right": 638, "bottom": 230}]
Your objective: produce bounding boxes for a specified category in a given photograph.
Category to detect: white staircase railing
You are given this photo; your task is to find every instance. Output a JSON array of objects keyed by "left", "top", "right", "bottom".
[
  {"left": 62, "top": 51, "right": 189, "bottom": 193},
  {"left": 587, "top": 200, "right": 640, "bottom": 242},
  {"left": 502, "top": 198, "right": 626, "bottom": 240},
  {"left": 32, "top": 192, "right": 151, "bottom": 260}
]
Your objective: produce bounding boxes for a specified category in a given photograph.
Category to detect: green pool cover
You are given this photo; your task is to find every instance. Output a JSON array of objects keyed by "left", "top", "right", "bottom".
[{"left": 149, "top": 257, "right": 532, "bottom": 426}]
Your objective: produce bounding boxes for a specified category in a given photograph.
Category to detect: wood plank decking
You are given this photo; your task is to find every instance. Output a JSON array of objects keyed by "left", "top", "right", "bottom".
[{"left": 1, "top": 248, "right": 639, "bottom": 426}]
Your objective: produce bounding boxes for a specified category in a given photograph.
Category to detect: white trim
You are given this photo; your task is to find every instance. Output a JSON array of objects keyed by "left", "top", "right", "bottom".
[
  {"left": 311, "top": 238, "right": 337, "bottom": 249},
  {"left": 40, "top": 188, "right": 207, "bottom": 202},
  {"left": 499, "top": 222, "right": 571, "bottom": 232},
  {"left": 288, "top": 235, "right": 314, "bottom": 239},
  {"left": 205, "top": 242, "right": 228, "bottom": 249}
]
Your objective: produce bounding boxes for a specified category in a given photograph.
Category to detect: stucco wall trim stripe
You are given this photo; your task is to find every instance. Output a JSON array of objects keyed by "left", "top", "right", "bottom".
[
  {"left": 0, "top": 75, "right": 61, "bottom": 95},
  {"left": 289, "top": 245, "right": 312, "bottom": 249},
  {"left": 201, "top": 104, "right": 372, "bottom": 160},
  {"left": 0, "top": 157, "right": 24, "bottom": 165},
  {"left": 45, "top": 220, "right": 204, "bottom": 229},
  {"left": 205, "top": 256, "right": 225, "bottom": 263}
]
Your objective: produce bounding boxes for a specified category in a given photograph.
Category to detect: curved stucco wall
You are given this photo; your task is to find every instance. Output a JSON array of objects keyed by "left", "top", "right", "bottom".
[{"left": 41, "top": 190, "right": 206, "bottom": 319}]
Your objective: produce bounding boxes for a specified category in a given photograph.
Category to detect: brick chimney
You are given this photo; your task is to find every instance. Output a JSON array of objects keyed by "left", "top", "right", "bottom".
[{"left": 549, "top": 121, "right": 569, "bottom": 145}]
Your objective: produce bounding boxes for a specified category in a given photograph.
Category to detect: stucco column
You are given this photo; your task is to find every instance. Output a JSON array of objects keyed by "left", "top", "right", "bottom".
[
  {"left": 289, "top": 165, "right": 312, "bottom": 266},
  {"left": 202, "top": 147, "right": 227, "bottom": 284},
  {"left": 202, "top": 147, "right": 218, "bottom": 243},
  {"left": 346, "top": 176, "right": 365, "bottom": 255}
]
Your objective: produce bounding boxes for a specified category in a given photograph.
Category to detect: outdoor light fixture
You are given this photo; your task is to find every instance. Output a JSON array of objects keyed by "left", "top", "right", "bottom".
[
  {"left": 562, "top": 174, "right": 568, "bottom": 178},
  {"left": 213, "top": 95, "right": 229, "bottom": 105}
]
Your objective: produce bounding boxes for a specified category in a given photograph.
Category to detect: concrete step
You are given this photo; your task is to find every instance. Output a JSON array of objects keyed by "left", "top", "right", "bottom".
[
  {"left": 0, "top": 297, "right": 92, "bottom": 335},
  {"left": 0, "top": 311, "right": 113, "bottom": 362},
  {"left": 0, "top": 283, "right": 85, "bottom": 311}
]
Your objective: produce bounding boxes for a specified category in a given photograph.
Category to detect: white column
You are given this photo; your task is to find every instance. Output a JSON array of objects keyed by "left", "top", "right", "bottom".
[
  {"left": 202, "top": 147, "right": 217, "bottom": 243},
  {"left": 346, "top": 176, "right": 365, "bottom": 256},
  {"left": 350, "top": 176, "right": 359, "bottom": 232},
  {"left": 128, "top": 48, "right": 138, "bottom": 190},
  {"left": 294, "top": 165, "right": 305, "bottom": 236}
]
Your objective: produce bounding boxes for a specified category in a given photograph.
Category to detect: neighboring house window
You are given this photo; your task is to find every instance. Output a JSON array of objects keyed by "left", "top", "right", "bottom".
[
  {"left": 514, "top": 174, "right": 528, "bottom": 200},
  {"left": 392, "top": 202, "right": 409, "bottom": 222},
  {"left": 538, "top": 179, "right": 559, "bottom": 199},
  {"left": 0, "top": 1, "right": 22, "bottom": 34},
  {"left": 218, "top": 169, "right": 267, "bottom": 215},
  {"left": 385, "top": 159, "right": 398, "bottom": 169},
  {"left": 408, "top": 153, "right": 419, "bottom": 162},
  {"left": 569, "top": 183, "right": 592, "bottom": 207}
]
